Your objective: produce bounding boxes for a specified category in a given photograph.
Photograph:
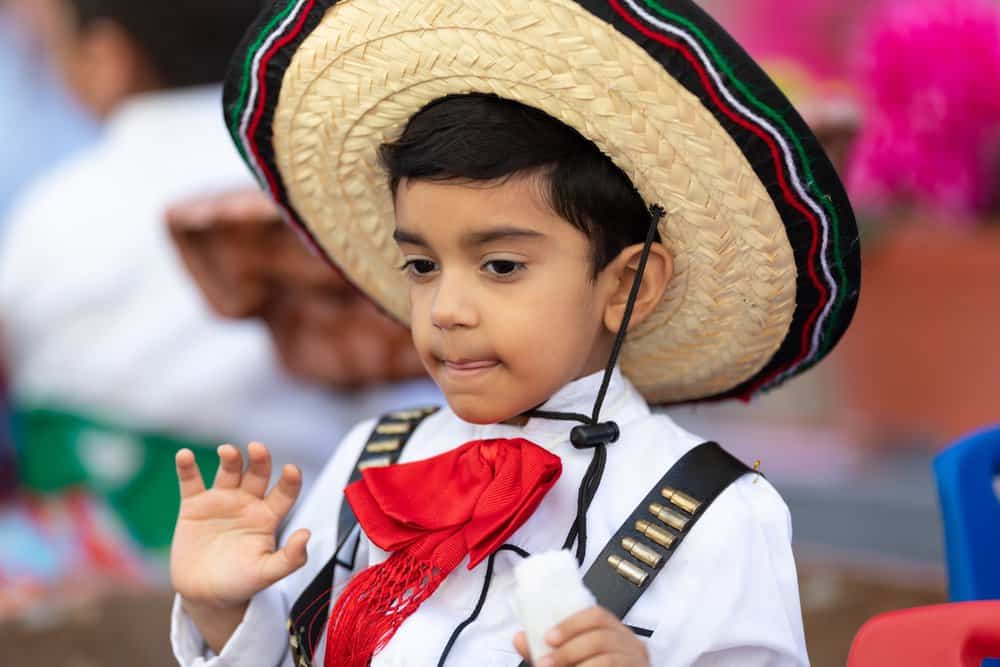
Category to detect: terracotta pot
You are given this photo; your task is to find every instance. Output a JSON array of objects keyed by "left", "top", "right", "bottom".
[{"left": 831, "top": 223, "right": 1000, "bottom": 448}]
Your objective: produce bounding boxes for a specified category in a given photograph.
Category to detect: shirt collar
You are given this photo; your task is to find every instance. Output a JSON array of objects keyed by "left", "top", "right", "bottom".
[{"left": 466, "top": 367, "right": 650, "bottom": 447}]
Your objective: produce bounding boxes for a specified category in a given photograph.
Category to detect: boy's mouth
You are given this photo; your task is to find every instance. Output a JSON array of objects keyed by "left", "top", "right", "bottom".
[
  {"left": 438, "top": 357, "right": 501, "bottom": 378},
  {"left": 443, "top": 358, "right": 499, "bottom": 370}
]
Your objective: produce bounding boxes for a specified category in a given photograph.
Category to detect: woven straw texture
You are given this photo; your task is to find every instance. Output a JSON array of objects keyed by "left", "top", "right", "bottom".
[{"left": 271, "top": 0, "right": 798, "bottom": 403}]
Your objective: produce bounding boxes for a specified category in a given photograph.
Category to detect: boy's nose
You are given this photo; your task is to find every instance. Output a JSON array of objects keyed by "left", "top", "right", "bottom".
[{"left": 430, "top": 273, "right": 478, "bottom": 330}]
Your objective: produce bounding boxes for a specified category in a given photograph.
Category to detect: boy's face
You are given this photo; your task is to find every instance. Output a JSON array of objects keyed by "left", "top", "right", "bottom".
[{"left": 394, "top": 175, "right": 619, "bottom": 424}]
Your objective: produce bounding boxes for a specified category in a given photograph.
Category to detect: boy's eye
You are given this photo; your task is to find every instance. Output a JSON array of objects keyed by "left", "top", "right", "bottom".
[
  {"left": 402, "top": 259, "right": 438, "bottom": 276},
  {"left": 483, "top": 260, "right": 524, "bottom": 277}
]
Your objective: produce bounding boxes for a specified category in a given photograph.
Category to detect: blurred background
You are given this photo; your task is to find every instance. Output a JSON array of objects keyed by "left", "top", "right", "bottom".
[{"left": 2, "top": 0, "right": 999, "bottom": 665}]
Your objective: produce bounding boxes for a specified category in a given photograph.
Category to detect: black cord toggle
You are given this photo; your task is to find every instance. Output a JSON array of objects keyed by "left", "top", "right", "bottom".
[{"left": 570, "top": 421, "right": 620, "bottom": 449}]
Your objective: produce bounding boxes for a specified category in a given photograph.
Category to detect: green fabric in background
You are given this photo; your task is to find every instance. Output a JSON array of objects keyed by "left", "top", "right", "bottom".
[{"left": 14, "top": 406, "right": 219, "bottom": 551}]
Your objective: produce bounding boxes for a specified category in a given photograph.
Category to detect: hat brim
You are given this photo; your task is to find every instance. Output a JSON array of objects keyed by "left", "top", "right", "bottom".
[{"left": 224, "top": 0, "right": 860, "bottom": 405}]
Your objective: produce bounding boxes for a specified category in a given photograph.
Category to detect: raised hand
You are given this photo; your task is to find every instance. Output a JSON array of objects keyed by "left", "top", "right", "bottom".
[{"left": 170, "top": 443, "right": 310, "bottom": 652}]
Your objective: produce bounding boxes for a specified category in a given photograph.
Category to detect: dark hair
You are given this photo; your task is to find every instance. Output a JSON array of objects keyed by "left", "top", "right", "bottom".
[
  {"left": 66, "top": 0, "right": 265, "bottom": 89},
  {"left": 378, "top": 93, "right": 652, "bottom": 271}
]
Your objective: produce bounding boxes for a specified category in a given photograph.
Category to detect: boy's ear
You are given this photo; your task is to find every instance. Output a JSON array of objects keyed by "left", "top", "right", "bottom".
[{"left": 603, "top": 242, "right": 673, "bottom": 334}]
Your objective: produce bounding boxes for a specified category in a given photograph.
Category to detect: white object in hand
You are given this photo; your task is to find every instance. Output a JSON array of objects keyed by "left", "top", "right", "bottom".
[{"left": 513, "top": 549, "right": 596, "bottom": 662}]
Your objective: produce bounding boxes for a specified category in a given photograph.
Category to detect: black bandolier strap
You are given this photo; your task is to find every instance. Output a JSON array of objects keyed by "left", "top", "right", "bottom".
[
  {"left": 335, "top": 407, "right": 440, "bottom": 557},
  {"left": 287, "top": 407, "right": 438, "bottom": 667},
  {"left": 582, "top": 441, "right": 755, "bottom": 619}
]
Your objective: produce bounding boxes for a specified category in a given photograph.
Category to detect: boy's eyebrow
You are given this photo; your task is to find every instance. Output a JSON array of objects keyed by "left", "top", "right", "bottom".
[
  {"left": 461, "top": 226, "right": 545, "bottom": 247},
  {"left": 392, "top": 228, "right": 428, "bottom": 246},
  {"left": 392, "top": 226, "right": 546, "bottom": 248}
]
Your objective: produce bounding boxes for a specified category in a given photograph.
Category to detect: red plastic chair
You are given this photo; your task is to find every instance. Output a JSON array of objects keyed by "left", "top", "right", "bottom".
[{"left": 847, "top": 601, "right": 1000, "bottom": 667}]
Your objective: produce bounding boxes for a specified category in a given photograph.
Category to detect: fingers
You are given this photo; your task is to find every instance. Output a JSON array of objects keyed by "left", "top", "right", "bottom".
[
  {"left": 540, "top": 606, "right": 647, "bottom": 667},
  {"left": 264, "top": 463, "right": 303, "bottom": 520},
  {"left": 240, "top": 442, "right": 272, "bottom": 497},
  {"left": 259, "top": 528, "right": 311, "bottom": 585},
  {"left": 213, "top": 444, "right": 244, "bottom": 489},
  {"left": 512, "top": 632, "right": 531, "bottom": 662},
  {"left": 543, "top": 629, "right": 617, "bottom": 666},
  {"left": 175, "top": 449, "right": 206, "bottom": 498},
  {"left": 212, "top": 444, "right": 298, "bottom": 508},
  {"left": 575, "top": 658, "right": 619, "bottom": 667},
  {"left": 546, "top": 606, "right": 617, "bottom": 648}
]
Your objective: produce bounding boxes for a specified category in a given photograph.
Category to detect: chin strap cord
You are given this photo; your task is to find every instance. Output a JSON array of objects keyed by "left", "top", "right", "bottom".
[{"left": 525, "top": 204, "right": 665, "bottom": 564}]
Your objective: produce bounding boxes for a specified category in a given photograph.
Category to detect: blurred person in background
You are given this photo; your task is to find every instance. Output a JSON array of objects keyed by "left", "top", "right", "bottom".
[
  {"left": 0, "top": 0, "right": 436, "bottom": 602},
  {"left": 0, "top": 0, "right": 97, "bottom": 501},
  {"left": 0, "top": 0, "right": 96, "bottom": 221},
  {"left": 166, "top": 189, "right": 429, "bottom": 391}
]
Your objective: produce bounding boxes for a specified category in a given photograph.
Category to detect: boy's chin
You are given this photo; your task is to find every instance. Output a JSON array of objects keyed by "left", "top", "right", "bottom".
[{"left": 446, "top": 396, "right": 529, "bottom": 426}]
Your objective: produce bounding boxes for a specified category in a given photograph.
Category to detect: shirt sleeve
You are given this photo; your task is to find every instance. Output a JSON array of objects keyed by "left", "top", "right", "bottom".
[
  {"left": 169, "top": 417, "right": 380, "bottom": 666},
  {"left": 170, "top": 587, "right": 293, "bottom": 667},
  {"left": 642, "top": 475, "right": 809, "bottom": 667}
]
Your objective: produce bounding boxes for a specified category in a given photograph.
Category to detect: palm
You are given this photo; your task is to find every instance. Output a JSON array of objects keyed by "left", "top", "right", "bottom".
[{"left": 170, "top": 443, "right": 310, "bottom": 609}]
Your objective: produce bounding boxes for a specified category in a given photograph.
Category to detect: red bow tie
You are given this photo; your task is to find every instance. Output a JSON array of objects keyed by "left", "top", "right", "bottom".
[{"left": 325, "top": 438, "right": 562, "bottom": 667}]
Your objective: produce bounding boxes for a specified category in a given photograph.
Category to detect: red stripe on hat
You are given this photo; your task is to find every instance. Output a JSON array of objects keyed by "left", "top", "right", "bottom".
[{"left": 607, "top": 0, "right": 829, "bottom": 390}]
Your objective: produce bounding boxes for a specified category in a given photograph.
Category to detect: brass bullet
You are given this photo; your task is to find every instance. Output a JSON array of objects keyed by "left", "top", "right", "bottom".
[
  {"left": 649, "top": 503, "right": 690, "bottom": 531},
  {"left": 635, "top": 520, "right": 676, "bottom": 548},
  {"left": 358, "top": 456, "right": 392, "bottom": 470},
  {"left": 608, "top": 554, "right": 648, "bottom": 586},
  {"left": 661, "top": 486, "right": 700, "bottom": 514},
  {"left": 621, "top": 537, "right": 663, "bottom": 568},
  {"left": 389, "top": 409, "right": 424, "bottom": 420},
  {"left": 366, "top": 438, "right": 402, "bottom": 453},
  {"left": 375, "top": 422, "right": 411, "bottom": 435}
]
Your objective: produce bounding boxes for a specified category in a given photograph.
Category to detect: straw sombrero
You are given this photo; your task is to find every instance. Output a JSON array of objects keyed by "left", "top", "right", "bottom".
[{"left": 222, "top": 0, "right": 861, "bottom": 405}]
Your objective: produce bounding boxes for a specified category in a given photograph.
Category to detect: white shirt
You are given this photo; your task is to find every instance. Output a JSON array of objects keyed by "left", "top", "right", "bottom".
[
  {"left": 0, "top": 86, "right": 439, "bottom": 484},
  {"left": 171, "top": 369, "right": 809, "bottom": 666}
]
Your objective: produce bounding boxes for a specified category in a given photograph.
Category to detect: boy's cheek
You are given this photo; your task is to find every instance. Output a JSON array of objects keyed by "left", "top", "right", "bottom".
[
  {"left": 407, "top": 314, "right": 436, "bottom": 365},
  {"left": 408, "top": 284, "right": 439, "bottom": 322}
]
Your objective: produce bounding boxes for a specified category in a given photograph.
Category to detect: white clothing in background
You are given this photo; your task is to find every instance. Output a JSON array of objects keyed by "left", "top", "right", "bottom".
[{"left": 0, "top": 86, "right": 439, "bottom": 485}]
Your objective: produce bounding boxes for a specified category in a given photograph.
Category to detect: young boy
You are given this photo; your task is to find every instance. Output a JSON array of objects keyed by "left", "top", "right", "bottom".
[{"left": 170, "top": 1, "right": 860, "bottom": 665}]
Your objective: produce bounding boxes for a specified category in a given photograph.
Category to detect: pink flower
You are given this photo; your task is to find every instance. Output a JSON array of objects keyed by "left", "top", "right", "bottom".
[
  {"left": 846, "top": 0, "right": 1000, "bottom": 221},
  {"left": 719, "top": 0, "right": 883, "bottom": 82}
]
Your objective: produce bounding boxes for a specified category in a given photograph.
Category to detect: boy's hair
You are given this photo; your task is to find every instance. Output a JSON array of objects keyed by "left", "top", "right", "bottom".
[
  {"left": 378, "top": 93, "right": 652, "bottom": 272},
  {"left": 65, "top": 0, "right": 264, "bottom": 89}
]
